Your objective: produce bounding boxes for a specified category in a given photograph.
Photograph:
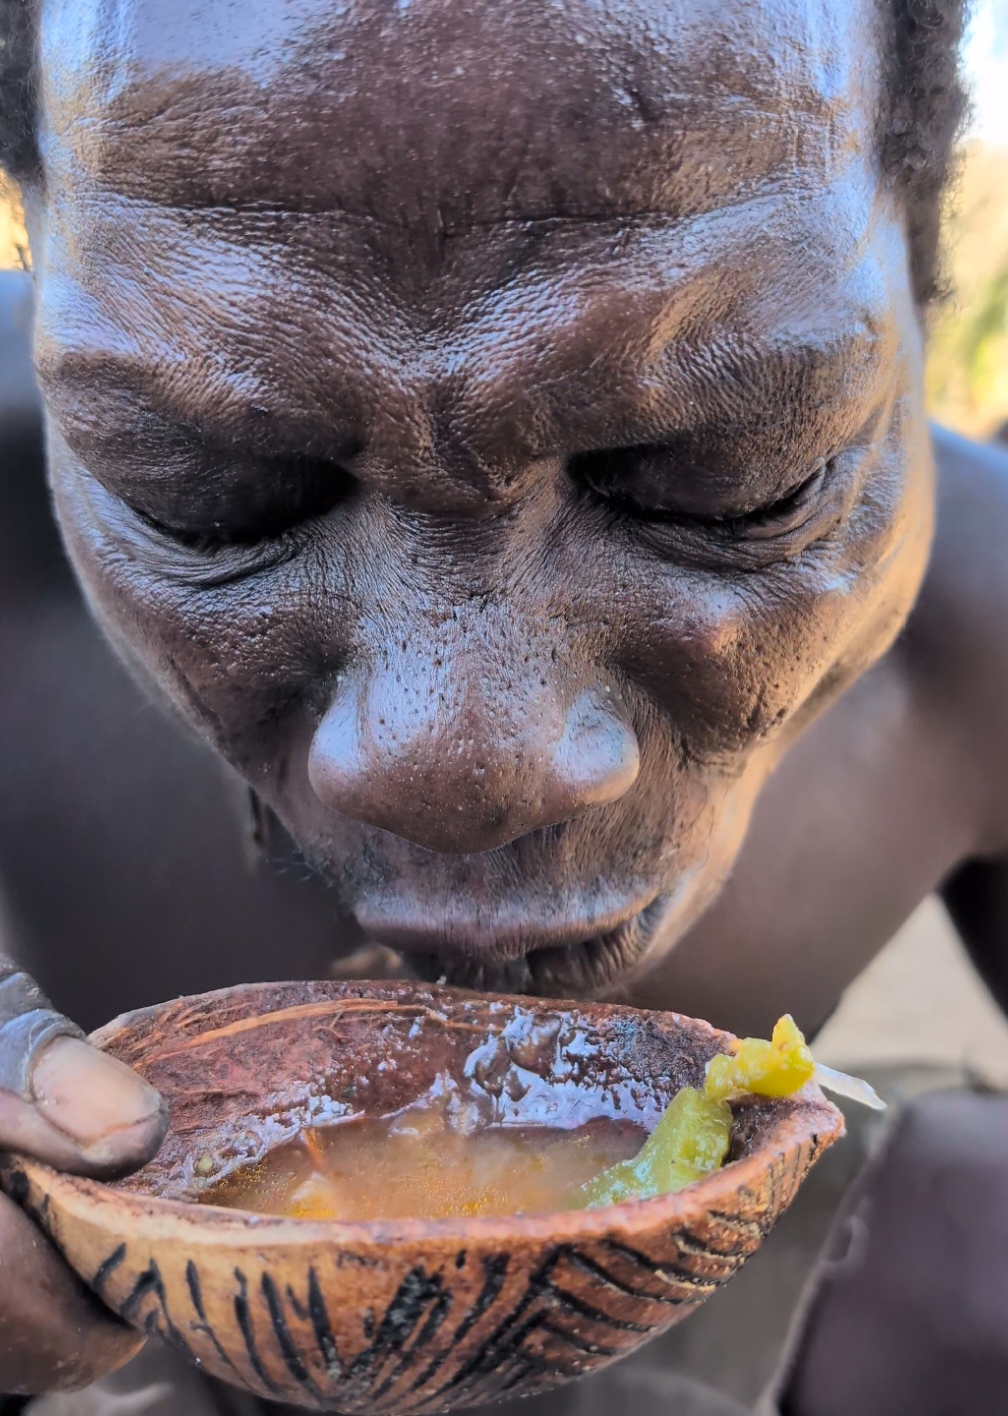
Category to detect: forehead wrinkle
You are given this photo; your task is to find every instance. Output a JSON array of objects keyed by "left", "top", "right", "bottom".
[
  {"left": 448, "top": 175, "right": 889, "bottom": 383},
  {"left": 38, "top": 165, "right": 894, "bottom": 472},
  {"left": 36, "top": 174, "right": 833, "bottom": 348},
  {"left": 37, "top": 194, "right": 414, "bottom": 451},
  {"left": 39, "top": 0, "right": 882, "bottom": 233}
]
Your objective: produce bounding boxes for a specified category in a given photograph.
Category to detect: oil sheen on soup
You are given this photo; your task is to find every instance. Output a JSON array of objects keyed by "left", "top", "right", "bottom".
[{"left": 199, "top": 1103, "right": 644, "bottom": 1221}]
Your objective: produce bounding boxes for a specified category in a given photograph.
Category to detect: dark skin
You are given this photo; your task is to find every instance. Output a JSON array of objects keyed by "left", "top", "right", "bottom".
[
  {"left": 36, "top": 0, "right": 931, "bottom": 995},
  {"left": 636, "top": 426, "right": 1008, "bottom": 1035},
  {"left": 1, "top": 0, "right": 1006, "bottom": 1397}
]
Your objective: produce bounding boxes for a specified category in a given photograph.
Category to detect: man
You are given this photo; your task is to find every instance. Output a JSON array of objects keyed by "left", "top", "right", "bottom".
[{"left": 2, "top": 0, "right": 1007, "bottom": 1410}]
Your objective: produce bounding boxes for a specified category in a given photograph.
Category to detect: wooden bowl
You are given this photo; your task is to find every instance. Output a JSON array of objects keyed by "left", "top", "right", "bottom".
[{"left": 1, "top": 981, "right": 842, "bottom": 1412}]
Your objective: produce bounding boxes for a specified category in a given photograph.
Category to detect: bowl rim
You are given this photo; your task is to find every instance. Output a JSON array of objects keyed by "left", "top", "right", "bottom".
[{"left": 11, "top": 977, "right": 844, "bottom": 1249}]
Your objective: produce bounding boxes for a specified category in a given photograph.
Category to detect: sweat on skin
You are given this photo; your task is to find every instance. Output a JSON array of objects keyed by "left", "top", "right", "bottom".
[{"left": 36, "top": 0, "right": 929, "bottom": 996}]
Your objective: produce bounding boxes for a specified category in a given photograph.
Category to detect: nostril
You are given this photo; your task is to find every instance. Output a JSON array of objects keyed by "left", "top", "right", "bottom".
[{"left": 552, "top": 689, "right": 640, "bottom": 809}]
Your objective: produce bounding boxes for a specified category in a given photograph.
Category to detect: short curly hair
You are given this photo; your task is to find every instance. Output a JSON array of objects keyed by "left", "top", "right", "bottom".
[
  {"left": 0, "top": 0, "right": 33, "bottom": 184},
  {"left": 0, "top": 0, "right": 969, "bottom": 306}
]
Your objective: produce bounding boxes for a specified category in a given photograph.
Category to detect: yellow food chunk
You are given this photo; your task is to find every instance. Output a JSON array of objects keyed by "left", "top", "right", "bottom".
[{"left": 704, "top": 1014, "right": 815, "bottom": 1101}]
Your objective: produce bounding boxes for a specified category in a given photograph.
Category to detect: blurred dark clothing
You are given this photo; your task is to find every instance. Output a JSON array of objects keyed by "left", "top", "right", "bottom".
[
  {"left": 21, "top": 1347, "right": 753, "bottom": 1416},
  {"left": 774, "top": 1088, "right": 1008, "bottom": 1416}
]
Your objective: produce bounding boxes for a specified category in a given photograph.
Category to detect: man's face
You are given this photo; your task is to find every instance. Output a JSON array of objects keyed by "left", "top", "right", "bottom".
[{"left": 32, "top": 0, "right": 932, "bottom": 995}]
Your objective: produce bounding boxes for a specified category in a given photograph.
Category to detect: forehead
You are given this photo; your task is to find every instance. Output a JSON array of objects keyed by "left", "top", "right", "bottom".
[
  {"left": 39, "top": 0, "right": 882, "bottom": 231},
  {"left": 35, "top": 0, "right": 899, "bottom": 486}
]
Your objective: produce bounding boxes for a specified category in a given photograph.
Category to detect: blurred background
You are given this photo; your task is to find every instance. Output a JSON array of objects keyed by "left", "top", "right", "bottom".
[{"left": 926, "top": 0, "right": 1008, "bottom": 441}]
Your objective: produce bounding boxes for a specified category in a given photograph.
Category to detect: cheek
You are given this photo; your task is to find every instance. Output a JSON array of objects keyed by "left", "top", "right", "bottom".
[
  {"left": 49, "top": 448, "right": 329, "bottom": 773},
  {"left": 613, "top": 413, "right": 934, "bottom": 758},
  {"left": 615, "top": 569, "right": 833, "bottom": 765}
]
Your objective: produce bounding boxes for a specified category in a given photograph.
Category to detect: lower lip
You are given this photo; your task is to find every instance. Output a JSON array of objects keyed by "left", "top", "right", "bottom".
[{"left": 428, "top": 896, "right": 669, "bottom": 996}]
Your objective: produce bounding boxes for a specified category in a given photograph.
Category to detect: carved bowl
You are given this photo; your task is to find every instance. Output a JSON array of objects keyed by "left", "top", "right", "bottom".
[{"left": 2, "top": 981, "right": 843, "bottom": 1413}]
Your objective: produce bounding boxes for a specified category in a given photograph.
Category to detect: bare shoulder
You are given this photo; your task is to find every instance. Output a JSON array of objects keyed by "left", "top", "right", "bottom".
[
  {"left": 917, "top": 427, "right": 1008, "bottom": 662},
  {"left": 901, "top": 426, "right": 1008, "bottom": 852}
]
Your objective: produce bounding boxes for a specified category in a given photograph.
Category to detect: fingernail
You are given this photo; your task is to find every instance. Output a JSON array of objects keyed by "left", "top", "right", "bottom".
[{"left": 30, "top": 1036, "right": 164, "bottom": 1146}]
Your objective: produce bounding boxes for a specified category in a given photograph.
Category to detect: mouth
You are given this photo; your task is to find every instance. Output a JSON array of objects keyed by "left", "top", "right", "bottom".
[{"left": 383, "top": 897, "right": 670, "bottom": 998}]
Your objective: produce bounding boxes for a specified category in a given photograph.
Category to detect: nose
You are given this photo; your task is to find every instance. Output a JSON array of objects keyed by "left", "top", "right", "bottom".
[{"left": 307, "top": 666, "right": 639, "bottom": 854}]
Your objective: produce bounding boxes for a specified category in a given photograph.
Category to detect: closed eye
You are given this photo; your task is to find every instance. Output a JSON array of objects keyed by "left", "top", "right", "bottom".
[
  {"left": 570, "top": 439, "right": 832, "bottom": 539},
  {"left": 569, "top": 434, "right": 863, "bottom": 570},
  {"left": 123, "top": 453, "right": 356, "bottom": 550},
  {"left": 709, "top": 462, "right": 829, "bottom": 539}
]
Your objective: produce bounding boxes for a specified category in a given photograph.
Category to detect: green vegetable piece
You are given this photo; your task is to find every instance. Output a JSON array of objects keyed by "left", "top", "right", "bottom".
[
  {"left": 574, "top": 1014, "right": 818, "bottom": 1210},
  {"left": 576, "top": 1087, "right": 732, "bottom": 1209}
]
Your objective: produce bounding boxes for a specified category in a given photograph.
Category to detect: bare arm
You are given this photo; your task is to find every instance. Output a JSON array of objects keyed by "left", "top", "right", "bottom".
[
  {"left": 942, "top": 858, "right": 1008, "bottom": 1018},
  {"left": 926, "top": 428, "right": 1008, "bottom": 1018}
]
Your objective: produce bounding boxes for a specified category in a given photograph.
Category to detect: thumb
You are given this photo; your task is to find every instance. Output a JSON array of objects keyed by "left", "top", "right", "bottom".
[{"left": 0, "top": 960, "right": 167, "bottom": 1177}]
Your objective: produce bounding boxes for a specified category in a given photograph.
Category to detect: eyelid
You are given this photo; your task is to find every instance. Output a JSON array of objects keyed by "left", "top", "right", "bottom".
[
  {"left": 632, "top": 452, "right": 859, "bottom": 571},
  {"left": 98, "top": 439, "right": 356, "bottom": 551},
  {"left": 707, "top": 460, "right": 830, "bottom": 537},
  {"left": 129, "top": 501, "right": 314, "bottom": 586},
  {"left": 573, "top": 435, "right": 835, "bottom": 527},
  {"left": 61, "top": 460, "right": 307, "bottom": 589}
]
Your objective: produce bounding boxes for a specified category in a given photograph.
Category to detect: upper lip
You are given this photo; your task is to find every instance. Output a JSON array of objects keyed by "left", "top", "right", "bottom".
[{"left": 354, "top": 892, "right": 661, "bottom": 962}]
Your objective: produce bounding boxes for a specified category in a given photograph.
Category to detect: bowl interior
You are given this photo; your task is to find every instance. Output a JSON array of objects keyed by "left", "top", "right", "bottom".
[{"left": 94, "top": 980, "right": 806, "bottom": 1216}]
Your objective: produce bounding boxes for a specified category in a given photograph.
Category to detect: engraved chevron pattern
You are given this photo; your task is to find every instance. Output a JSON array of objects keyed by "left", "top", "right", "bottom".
[{"left": 68, "top": 1161, "right": 809, "bottom": 1415}]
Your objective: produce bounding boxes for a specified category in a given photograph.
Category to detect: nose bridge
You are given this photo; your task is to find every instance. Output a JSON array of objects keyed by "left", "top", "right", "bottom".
[
  {"left": 359, "top": 499, "right": 568, "bottom": 752},
  {"left": 307, "top": 590, "right": 640, "bottom": 853},
  {"left": 375, "top": 601, "right": 556, "bottom": 755},
  {"left": 359, "top": 355, "right": 546, "bottom": 517},
  {"left": 344, "top": 597, "right": 534, "bottom": 761}
]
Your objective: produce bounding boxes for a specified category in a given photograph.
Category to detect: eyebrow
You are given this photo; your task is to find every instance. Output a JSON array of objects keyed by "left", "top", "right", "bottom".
[
  {"left": 654, "top": 326, "right": 886, "bottom": 422},
  {"left": 44, "top": 318, "right": 886, "bottom": 478},
  {"left": 41, "top": 347, "right": 343, "bottom": 464},
  {"left": 45, "top": 339, "right": 883, "bottom": 495}
]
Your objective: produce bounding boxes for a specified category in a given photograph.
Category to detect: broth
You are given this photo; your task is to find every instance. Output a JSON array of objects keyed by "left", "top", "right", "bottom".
[{"left": 199, "top": 1106, "right": 644, "bottom": 1221}]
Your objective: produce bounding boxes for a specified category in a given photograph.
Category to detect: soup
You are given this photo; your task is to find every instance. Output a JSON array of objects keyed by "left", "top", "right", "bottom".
[
  {"left": 196, "top": 1014, "right": 843, "bottom": 1221},
  {"left": 200, "top": 1106, "right": 644, "bottom": 1221}
]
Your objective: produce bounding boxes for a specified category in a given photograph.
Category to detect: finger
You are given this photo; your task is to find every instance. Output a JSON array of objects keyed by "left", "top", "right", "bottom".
[
  {"left": 0, "top": 960, "right": 167, "bottom": 1177},
  {"left": 0, "top": 1186, "right": 144, "bottom": 1394}
]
